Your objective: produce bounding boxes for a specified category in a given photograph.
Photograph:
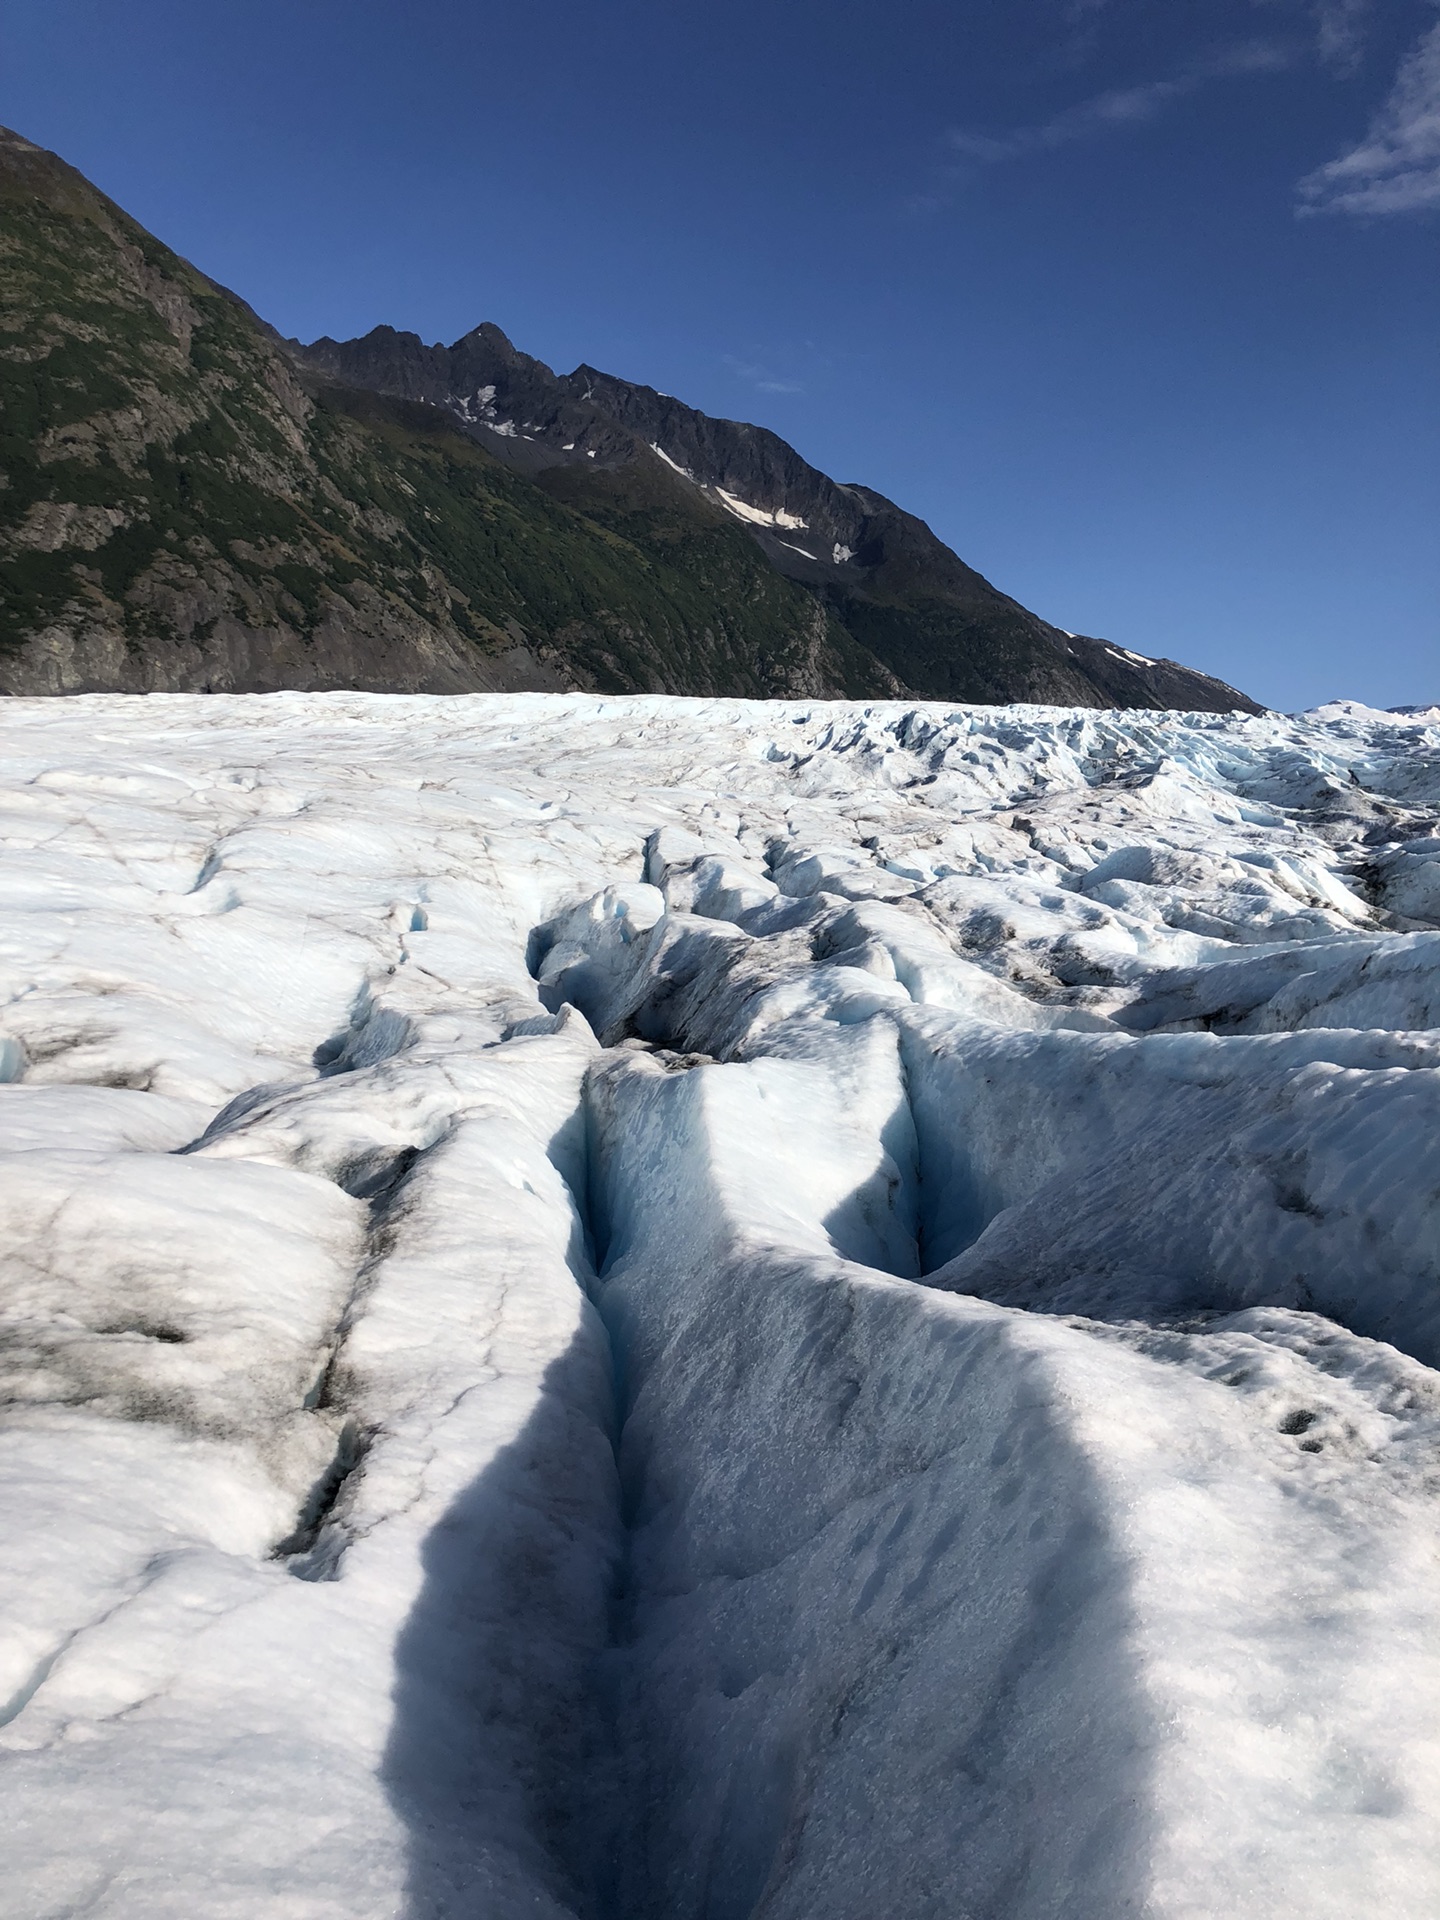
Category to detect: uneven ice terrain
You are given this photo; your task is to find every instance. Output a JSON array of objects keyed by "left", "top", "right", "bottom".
[{"left": 1, "top": 691, "right": 1439, "bottom": 1918}]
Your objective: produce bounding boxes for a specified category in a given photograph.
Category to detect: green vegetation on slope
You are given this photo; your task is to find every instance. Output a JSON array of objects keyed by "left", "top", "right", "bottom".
[
  {"left": 0, "top": 125, "right": 1258, "bottom": 711},
  {"left": 0, "top": 127, "right": 869, "bottom": 695}
]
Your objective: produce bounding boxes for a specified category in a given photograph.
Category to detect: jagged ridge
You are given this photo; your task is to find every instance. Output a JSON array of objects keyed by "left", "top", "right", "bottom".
[
  {"left": 297, "top": 322, "right": 1261, "bottom": 713},
  {"left": 0, "top": 123, "right": 1259, "bottom": 710}
]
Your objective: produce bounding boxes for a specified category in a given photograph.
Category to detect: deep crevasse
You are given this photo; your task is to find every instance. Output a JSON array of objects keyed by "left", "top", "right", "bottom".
[{"left": 0, "top": 691, "right": 1438, "bottom": 1918}]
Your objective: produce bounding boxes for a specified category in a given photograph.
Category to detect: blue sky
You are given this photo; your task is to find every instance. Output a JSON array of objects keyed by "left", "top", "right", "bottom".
[{"left": 3, "top": 0, "right": 1436, "bottom": 709}]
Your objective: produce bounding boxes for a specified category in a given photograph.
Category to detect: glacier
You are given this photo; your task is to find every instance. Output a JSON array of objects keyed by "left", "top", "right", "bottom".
[{"left": 0, "top": 690, "right": 1438, "bottom": 1918}]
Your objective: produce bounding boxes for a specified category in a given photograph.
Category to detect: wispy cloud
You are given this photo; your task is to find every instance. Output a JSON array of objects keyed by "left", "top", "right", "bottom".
[
  {"left": 944, "top": 40, "right": 1291, "bottom": 172},
  {"left": 947, "top": 76, "right": 1191, "bottom": 163},
  {"left": 1298, "top": 17, "right": 1440, "bottom": 213},
  {"left": 1313, "top": 0, "right": 1371, "bottom": 73},
  {"left": 723, "top": 354, "right": 803, "bottom": 395}
]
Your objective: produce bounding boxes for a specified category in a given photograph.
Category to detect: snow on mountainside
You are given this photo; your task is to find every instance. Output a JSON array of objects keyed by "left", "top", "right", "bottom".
[
  {"left": 291, "top": 320, "right": 1262, "bottom": 714},
  {"left": 1, "top": 692, "right": 1439, "bottom": 1918}
]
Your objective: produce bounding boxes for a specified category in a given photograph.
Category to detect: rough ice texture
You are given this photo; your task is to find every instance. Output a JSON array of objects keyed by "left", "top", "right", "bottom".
[{"left": 0, "top": 691, "right": 1438, "bottom": 1919}]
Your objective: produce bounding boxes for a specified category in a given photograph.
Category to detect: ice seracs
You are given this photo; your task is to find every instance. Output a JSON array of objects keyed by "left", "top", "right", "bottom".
[{"left": 1, "top": 691, "right": 1438, "bottom": 1918}]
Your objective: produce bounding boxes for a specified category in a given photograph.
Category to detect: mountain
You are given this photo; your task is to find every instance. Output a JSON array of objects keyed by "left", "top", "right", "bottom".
[
  {"left": 0, "top": 125, "right": 1260, "bottom": 711},
  {"left": 295, "top": 323, "right": 1258, "bottom": 713}
]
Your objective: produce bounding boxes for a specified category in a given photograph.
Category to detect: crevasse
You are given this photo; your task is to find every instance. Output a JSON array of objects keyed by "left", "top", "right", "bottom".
[{"left": 0, "top": 693, "right": 1438, "bottom": 1918}]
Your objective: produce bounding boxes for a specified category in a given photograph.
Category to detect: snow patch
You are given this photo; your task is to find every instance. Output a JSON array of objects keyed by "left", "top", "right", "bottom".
[
  {"left": 713, "top": 487, "right": 808, "bottom": 530},
  {"left": 649, "top": 443, "right": 694, "bottom": 480}
]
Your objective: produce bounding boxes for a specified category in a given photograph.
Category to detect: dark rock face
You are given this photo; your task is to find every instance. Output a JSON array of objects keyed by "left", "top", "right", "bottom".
[{"left": 0, "top": 120, "right": 1259, "bottom": 712}]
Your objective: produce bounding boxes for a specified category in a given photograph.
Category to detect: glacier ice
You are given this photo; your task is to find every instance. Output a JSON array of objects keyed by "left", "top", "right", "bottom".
[{"left": 0, "top": 691, "right": 1439, "bottom": 1917}]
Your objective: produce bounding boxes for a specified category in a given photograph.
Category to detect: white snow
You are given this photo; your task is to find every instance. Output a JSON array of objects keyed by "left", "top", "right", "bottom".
[
  {"left": 649, "top": 443, "right": 694, "bottom": 479},
  {"left": 646, "top": 457, "right": 818, "bottom": 537},
  {"left": 448, "top": 384, "right": 497, "bottom": 425},
  {"left": 447, "top": 386, "right": 525, "bottom": 438},
  {"left": 712, "top": 487, "right": 809, "bottom": 530},
  {"left": 832, "top": 541, "right": 854, "bottom": 564},
  {"left": 1, "top": 691, "right": 1439, "bottom": 1916},
  {"left": 1107, "top": 643, "right": 1156, "bottom": 665}
]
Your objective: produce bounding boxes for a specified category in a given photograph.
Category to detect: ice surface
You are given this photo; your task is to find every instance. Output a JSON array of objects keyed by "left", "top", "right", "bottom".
[{"left": 0, "top": 691, "right": 1438, "bottom": 1916}]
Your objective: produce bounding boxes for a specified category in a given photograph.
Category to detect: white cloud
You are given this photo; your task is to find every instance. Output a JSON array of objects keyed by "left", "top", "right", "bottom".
[
  {"left": 946, "top": 41, "right": 1291, "bottom": 169},
  {"left": 949, "top": 79, "right": 1182, "bottom": 161},
  {"left": 1314, "top": 0, "right": 1371, "bottom": 73},
  {"left": 1298, "top": 18, "right": 1440, "bottom": 214},
  {"left": 723, "top": 354, "right": 803, "bottom": 395}
]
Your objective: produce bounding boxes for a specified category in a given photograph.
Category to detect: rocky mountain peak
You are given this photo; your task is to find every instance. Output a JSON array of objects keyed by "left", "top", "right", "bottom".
[{"left": 0, "top": 123, "right": 1261, "bottom": 713}]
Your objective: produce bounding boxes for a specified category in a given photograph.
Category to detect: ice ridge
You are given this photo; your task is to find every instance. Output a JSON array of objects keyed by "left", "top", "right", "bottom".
[{"left": 0, "top": 692, "right": 1438, "bottom": 1917}]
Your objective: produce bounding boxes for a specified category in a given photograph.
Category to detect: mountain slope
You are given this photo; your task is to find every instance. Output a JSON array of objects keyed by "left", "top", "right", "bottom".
[
  {"left": 298, "top": 323, "right": 1261, "bottom": 712},
  {"left": 0, "top": 124, "right": 1259, "bottom": 710},
  {"left": 0, "top": 127, "right": 875, "bottom": 698}
]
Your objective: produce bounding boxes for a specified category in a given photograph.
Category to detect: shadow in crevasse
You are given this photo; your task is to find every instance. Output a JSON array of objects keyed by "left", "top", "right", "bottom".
[
  {"left": 379, "top": 1314, "right": 622, "bottom": 1920},
  {"left": 595, "top": 1234, "right": 1162, "bottom": 1920},
  {"left": 378, "top": 1283, "right": 1160, "bottom": 1920},
  {"left": 381, "top": 1055, "right": 1159, "bottom": 1920}
]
